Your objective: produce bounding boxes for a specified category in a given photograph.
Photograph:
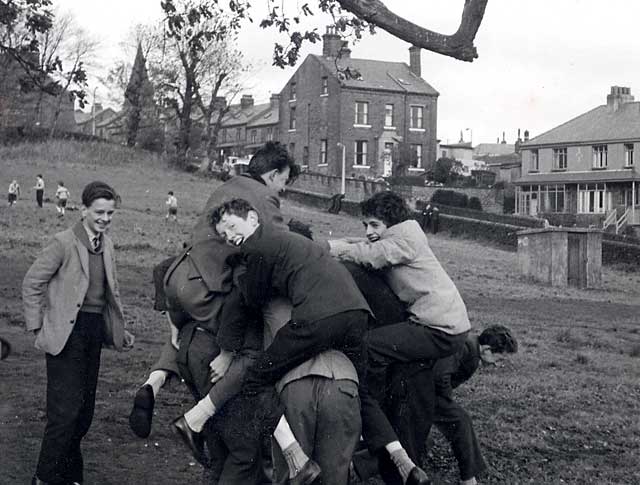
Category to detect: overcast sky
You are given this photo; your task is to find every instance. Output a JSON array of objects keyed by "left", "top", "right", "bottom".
[{"left": 56, "top": 0, "right": 640, "bottom": 145}]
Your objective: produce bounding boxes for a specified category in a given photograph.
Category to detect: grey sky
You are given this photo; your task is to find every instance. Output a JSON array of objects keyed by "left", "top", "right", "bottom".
[{"left": 58, "top": 0, "right": 640, "bottom": 146}]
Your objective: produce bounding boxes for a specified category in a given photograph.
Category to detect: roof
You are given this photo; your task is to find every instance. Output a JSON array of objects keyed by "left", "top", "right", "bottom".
[
  {"left": 440, "top": 142, "right": 473, "bottom": 149},
  {"left": 312, "top": 55, "right": 439, "bottom": 96},
  {"left": 514, "top": 169, "right": 639, "bottom": 185},
  {"left": 522, "top": 102, "right": 640, "bottom": 147},
  {"left": 474, "top": 143, "right": 515, "bottom": 156},
  {"left": 221, "top": 102, "right": 271, "bottom": 127},
  {"left": 247, "top": 103, "right": 279, "bottom": 128}
]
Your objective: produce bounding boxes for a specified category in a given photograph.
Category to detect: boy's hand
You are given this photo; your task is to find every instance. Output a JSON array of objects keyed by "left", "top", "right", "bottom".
[
  {"left": 209, "top": 350, "right": 234, "bottom": 384},
  {"left": 123, "top": 330, "right": 135, "bottom": 350}
]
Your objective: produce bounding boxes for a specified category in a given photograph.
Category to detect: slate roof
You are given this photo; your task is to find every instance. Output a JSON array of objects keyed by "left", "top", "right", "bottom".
[
  {"left": 222, "top": 102, "right": 271, "bottom": 127},
  {"left": 522, "top": 102, "right": 640, "bottom": 147},
  {"left": 515, "top": 169, "right": 639, "bottom": 185},
  {"left": 474, "top": 143, "right": 515, "bottom": 156},
  {"left": 312, "top": 55, "right": 439, "bottom": 96},
  {"left": 247, "top": 103, "right": 278, "bottom": 127}
]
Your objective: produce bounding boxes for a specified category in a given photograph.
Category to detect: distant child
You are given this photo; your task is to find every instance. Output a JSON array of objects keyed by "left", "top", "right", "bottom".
[
  {"left": 7, "top": 180, "right": 20, "bottom": 206},
  {"left": 166, "top": 191, "right": 178, "bottom": 222},
  {"left": 55, "top": 181, "right": 70, "bottom": 217},
  {"left": 33, "top": 174, "right": 45, "bottom": 208}
]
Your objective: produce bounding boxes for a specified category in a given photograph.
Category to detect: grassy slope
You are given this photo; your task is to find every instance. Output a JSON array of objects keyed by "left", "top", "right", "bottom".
[{"left": 0, "top": 141, "right": 639, "bottom": 484}]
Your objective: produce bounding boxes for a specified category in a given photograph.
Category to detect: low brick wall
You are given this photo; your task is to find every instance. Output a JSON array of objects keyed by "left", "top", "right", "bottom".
[{"left": 294, "top": 172, "right": 505, "bottom": 214}]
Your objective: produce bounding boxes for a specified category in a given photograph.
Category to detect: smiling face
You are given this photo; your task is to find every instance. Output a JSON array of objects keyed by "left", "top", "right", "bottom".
[
  {"left": 215, "top": 211, "right": 259, "bottom": 246},
  {"left": 362, "top": 216, "right": 389, "bottom": 242},
  {"left": 82, "top": 197, "right": 116, "bottom": 235}
]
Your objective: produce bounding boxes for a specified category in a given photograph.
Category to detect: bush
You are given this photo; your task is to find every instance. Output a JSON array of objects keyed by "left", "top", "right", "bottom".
[
  {"left": 503, "top": 195, "right": 515, "bottom": 214},
  {"left": 387, "top": 174, "right": 427, "bottom": 187},
  {"left": 468, "top": 196, "right": 483, "bottom": 211},
  {"left": 431, "top": 189, "right": 469, "bottom": 208}
]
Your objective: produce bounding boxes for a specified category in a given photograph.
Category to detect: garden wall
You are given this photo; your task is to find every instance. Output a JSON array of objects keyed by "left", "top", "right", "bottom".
[{"left": 293, "top": 172, "right": 505, "bottom": 214}]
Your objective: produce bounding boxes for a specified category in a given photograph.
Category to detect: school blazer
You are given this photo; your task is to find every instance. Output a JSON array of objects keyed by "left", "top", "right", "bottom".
[{"left": 22, "top": 227, "right": 125, "bottom": 356}]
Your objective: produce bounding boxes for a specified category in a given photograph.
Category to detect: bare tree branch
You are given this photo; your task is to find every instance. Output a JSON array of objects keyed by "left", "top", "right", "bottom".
[{"left": 335, "top": 0, "right": 488, "bottom": 62}]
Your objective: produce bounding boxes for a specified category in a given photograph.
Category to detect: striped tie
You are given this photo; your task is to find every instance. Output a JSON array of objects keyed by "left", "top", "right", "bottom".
[{"left": 92, "top": 236, "right": 101, "bottom": 252}]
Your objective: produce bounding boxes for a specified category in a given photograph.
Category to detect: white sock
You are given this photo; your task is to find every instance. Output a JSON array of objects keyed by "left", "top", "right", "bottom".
[
  {"left": 184, "top": 394, "right": 216, "bottom": 432},
  {"left": 144, "top": 370, "right": 168, "bottom": 397},
  {"left": 273, "top": 415, "right": 298, "bottom": 450}
]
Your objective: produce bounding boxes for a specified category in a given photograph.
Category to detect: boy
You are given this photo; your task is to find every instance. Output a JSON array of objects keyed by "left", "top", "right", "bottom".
[
  {"left": 166, "top": 190, "right": 178, "bottom": 222},
  {"left": 328, "top": 191, "right": 471, "bottom": 485},
  {"left": 55, "top": 181, "right": 70, "bottom": 217},
  {"left": 34, "top": 174, "right": 45, "bottom": 208},
  {"left": 212, "top": 199, "right": 432, "bottom": 485},
  {"left": 8, "top": 179, "right": 20, "bottom": 206},
  {"left": 23, "top": 181, "right": 129, "bottom": 485}
]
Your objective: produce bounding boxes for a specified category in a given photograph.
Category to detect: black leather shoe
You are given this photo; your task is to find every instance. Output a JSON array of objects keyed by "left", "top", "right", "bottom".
[
  {"left": 407, "top": 466, "right": 432, "bottom": 485},
  {"left": 171, "top": 416, "right": 207, "bottom": 466},
  {"left": 289, "top": 458, "right": 321, "bottom": 485},
  {"left": 129, "top": 384, "right": 154, "bottom": 438},
  {"left": 0, "top": 337, "right": 11, "bottom": 360}
]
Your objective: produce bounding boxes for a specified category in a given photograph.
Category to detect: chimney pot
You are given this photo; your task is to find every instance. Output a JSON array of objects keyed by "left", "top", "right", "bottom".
[
  {"left": 323, "top": 25, "right": 343, "bottom": 58},
  {"left": 607, "top": 85, "right": 634, "bottom": 112},
  {"left": 240, "top": 94, "right": 254, "bottom": 109}
]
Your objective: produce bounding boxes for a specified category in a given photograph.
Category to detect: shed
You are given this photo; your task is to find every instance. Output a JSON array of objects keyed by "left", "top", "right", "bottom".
[{"left": 517, "top": 227, "right": 602, "bottom": 288}]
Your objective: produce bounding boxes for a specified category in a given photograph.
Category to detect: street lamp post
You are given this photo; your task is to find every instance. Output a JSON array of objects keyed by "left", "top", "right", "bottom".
[{"left": 337, "top": 142, "right": 346, "bottom": 195}]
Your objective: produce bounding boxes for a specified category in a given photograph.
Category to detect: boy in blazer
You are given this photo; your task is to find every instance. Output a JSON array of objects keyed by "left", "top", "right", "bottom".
[{"left": 23, "top": 181, "right": 128, "bottom": 485}]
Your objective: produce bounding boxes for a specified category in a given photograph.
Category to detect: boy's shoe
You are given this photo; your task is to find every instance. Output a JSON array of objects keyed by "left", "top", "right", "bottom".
[
  {"left": 290, "top": 458, "right": 321, "bottom": 485},
  {"left": 129, "top": 384, "right": 155, "bottom": 438},
  {"left": 172, "top": 415, "right": 207, "bottom": 466},
  {"left": 0, "top": 338, "right": 11, "bottom": 360}
]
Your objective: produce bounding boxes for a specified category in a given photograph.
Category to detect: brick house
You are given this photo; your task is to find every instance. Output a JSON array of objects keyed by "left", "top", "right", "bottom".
[
  {"left": 516, "top": 86, "right": 640, "bottom": 233},
  {"left": 217, "top": 95, "right": 276, "bottom": 160},
  {"left": 277, "top": 27, "right": 439, "bottom": 178}
]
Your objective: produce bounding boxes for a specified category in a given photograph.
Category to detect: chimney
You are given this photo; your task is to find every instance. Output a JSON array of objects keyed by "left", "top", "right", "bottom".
[
  {"left": 93, "top": 103, "right": 103, "bottom": 113},
  {"left": 322, "top": 26, "right": 343, "bottom": 58},
  {"left": 340, "top": 41, "right": 351, "bottom": 59},
  {"left": 501, "top": 131, "right": 506, "bottom": 144},
  {"left": 524, "top": 130, "right": 530, "bottom": 142},
  {"left": 409, "top": 46, "right": 421, "bottom": 77},
  {"left": 270, "top": 93, "right": 280, "bottom": 107},
  {"left": 607, "top": 86, "right": 634, "bottom": 112},
  {"left": 213, "top": 96, "right": 226, "bottom": 111},
  {"left": 240, "top": 94, "right": 254, "bottom": 109}
]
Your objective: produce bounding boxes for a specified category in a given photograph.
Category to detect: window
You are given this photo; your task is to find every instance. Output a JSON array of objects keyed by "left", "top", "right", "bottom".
[
  {"left": 265, "top": 127, "right": 273, "bottom": 141},
  {"left": 410, "top": 144, "right": 422, "bottom": 168},
  {"left": 592, "top": 145, "right": 607, "bottom": 168},
  {"left": 221, "top": 128, "right": 226, "bottom": 142},
  {"left": 530, "top": 149, "right": 539, "bottom": 171},
  {"left": 289, "top": 107, "right": 296, "bottom": 130},
  {"left": 355, "top": 102, "right": 369, "bottom": 125},
  {"left": 250, "top": 129, "right": 257, "bottom": 144},
  {"left": 552, "top": 148, "right": 567, "bottom": 170},
  {"left": 321, "top": 77, "right": 328, "bottom": 95},
  {"left": 319, "top": 139, "right": 328, "bottom": 165},
  {"left": 288, "top": 143, "right": 295, "bottom": 156},
  {"left": 625, "top": 143, "right": 634, "bottom": 166},
  {"left": 290, "top": 82, "right": 296, "bottom": 101},
  {"left": 354, "top": 140, "right": 368, "bottom": 165},
  {"left": 384, "top": 104, "right": 394, "bottom": 127},
  {"left": 302, "top": 146, "right": 309, "bottom": 166},
  {"left": 236, "top": 127, "right": 241, "bottom": 141},
  {"left": 578, "top": 183, "right": 608, "bottom": 214},
  {"left": 542, "top": 184, "right": 566, "bottom": 213},
  {"left": 410, "top": 106, "right": 424, "bottom": 129}
]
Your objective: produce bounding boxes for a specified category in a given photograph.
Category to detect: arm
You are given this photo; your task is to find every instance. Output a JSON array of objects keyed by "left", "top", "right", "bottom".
[
  {"left": 22, "top": 238, "right": 65, "bottom": 332},
  {"left": 328, "top": 234, "right": 417, "bottom": 270}
]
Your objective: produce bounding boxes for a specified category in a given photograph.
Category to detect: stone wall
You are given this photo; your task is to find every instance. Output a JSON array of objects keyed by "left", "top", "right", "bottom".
[{"left": 292, "top": 172, "right": 505, "bottom": 213}]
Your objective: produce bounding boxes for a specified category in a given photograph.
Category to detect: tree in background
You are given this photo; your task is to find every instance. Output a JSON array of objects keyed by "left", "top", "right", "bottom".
[
  {"left": 0, "top": 1, "right": 90, "bottom": 134},
  {"left": 123, "top": 42, "right": 156, "bottom": 148},
  {"left": 158, "top": 0, "right": 246, "bottom": 168},
  {"left": 433, "top": 157, "right": 464, "bottom": 185}
]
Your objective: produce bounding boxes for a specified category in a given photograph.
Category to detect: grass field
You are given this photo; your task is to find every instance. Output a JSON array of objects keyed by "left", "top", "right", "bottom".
[{"left": 1, "top": 140, "right": 639, "bottom": 485}]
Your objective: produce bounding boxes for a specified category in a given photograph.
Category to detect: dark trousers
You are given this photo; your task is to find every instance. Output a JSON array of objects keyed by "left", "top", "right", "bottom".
[
  {"left": 36, "top": 189, "right": 44, "bottom": 208},
  {"left": 434, "top": 394, "right": 486, "bottom": 480},
  {"left": 35, "top": 312, "right": 104, "bottom": 484},
  {"left": 177, "top": 321, "right": 275, "bottom": 485}
]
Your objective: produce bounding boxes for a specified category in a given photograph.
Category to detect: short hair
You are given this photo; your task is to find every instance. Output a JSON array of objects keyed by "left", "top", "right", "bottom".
[
  {"left": 81, "top": 181, "right": 118, "bottom": 207},
  {"left": 58, "top": 181, "right": 64, "bottom": 186},
  {"left": 478, "top": 325, "right": 518, "bottom": 354},
  {"left": 247, "top": 141, "right": 300, "bottom": 185},
  {"left": 287, "top": 218, "right": 313, "bottom": 240},
  {"left": 209, "top": 198, "right": 257, "bottom": 228},
  {"left": 37, "top": 174, "right": 42, "bottom": 178},
  {"left": 360, "top": 191, "right": 411, "bottom": 227},
  {"left": 168, "top": 190, "right": 174, "bottom": 195}
]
